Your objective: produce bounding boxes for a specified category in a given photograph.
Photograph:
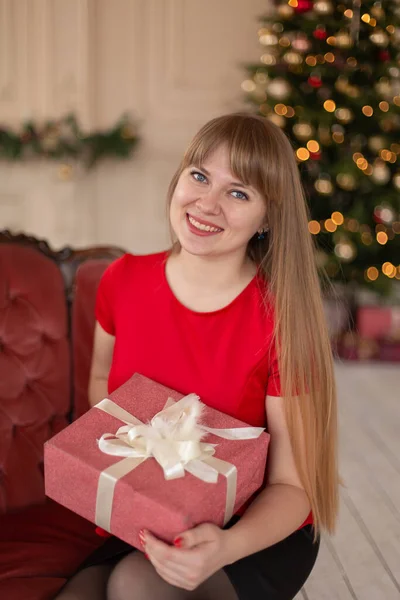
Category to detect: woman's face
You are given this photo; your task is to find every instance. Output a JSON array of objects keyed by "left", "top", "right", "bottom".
[{"left": 169, "top": 145, "right": 267, "bottom": 260}]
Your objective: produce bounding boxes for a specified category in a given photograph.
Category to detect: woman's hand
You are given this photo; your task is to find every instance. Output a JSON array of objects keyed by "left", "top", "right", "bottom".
[{"left": 140, "top": 523, "right": 232, "bottom": 591}]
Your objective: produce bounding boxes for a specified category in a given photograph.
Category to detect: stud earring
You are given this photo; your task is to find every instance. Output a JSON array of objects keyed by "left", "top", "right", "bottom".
[{"left": 257, "top": 227, "right": 269, "bottom": 240}]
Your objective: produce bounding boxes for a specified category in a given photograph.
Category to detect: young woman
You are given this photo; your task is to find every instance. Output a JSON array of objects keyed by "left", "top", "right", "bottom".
[{"left": 57, "top": 113, "right": 339, "bottom": 600}]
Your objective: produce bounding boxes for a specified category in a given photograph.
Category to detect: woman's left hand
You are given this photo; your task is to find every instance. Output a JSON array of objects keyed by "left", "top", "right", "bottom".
[{"left": 140, "top": 523, "right": 232, "bottom": 591}]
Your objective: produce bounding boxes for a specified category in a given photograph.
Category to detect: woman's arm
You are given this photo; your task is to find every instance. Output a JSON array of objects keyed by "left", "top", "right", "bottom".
[
  {"left": 223, "top": 394, "right": 311, "bottom": 563},
  {"left": 88, "top": 322, "right": 115, "bottom": 407}
]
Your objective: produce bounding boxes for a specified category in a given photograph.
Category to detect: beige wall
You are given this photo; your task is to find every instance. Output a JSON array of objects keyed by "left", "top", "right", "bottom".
[{"left": 0, "top": 0, "right": 268, "bottom": 252}]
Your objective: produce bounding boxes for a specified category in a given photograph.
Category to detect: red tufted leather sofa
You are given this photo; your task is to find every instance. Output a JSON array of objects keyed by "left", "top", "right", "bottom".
[{"left": 0, "top": 231, "right": 125, "bottom": 599}]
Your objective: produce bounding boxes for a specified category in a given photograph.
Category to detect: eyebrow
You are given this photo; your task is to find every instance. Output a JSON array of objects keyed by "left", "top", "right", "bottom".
[{"left": 193, "top": 165, "right": 251, "bottom": 190}]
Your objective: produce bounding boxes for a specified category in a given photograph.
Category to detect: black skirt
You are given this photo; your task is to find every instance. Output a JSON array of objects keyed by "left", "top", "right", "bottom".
[{"left": 78, "top": 518, "right": 320, "bottom": 600}]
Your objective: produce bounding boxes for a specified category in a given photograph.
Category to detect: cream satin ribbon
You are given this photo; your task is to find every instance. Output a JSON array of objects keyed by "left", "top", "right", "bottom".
[{"left": 94, "top": 394, "right": 264, "bottom": 531}]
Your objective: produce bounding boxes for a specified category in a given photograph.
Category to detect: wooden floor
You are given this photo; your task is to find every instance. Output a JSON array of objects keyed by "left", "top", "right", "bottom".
[{"left": 295, "top": 361, "right": 400, "bottom": 600}]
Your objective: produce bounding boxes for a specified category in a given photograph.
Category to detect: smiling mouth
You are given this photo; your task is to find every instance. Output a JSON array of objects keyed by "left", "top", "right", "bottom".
[{"left": 187, "top": 213, "right": 224, "bottom": 233}]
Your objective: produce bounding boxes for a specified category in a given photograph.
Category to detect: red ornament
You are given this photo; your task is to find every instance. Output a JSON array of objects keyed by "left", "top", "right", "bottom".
[
  {"left": 21, "top": 132, "right": 33, "bottom": 143},
  {"left": 310, "top": 151, "right": 322, "bottom": 161},
  {"left": 313, "top": 28, "right": 327, "bottom": 41},
  {"left": 373, "top": 206, "right": 386, "bottom": 224},
  {"left": 308, "top": 75, "right": 323, "bottom": 88},
  {"left": 379, "top": 50, "right": 390, "bottom": 62},
  {"left": 295, "top": 0, "right": 313, "bottom": 13}
]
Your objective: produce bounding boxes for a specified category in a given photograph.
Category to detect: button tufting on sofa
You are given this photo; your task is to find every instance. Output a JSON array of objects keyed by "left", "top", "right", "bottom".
[
  {"left": 0, "top": 234, "right": 124, "bottom": 513},
  {"left": 0, "top": 232, "right": 125, "bottom": 598}
]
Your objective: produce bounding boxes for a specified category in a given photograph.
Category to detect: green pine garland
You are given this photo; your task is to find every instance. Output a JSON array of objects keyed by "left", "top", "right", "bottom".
[{"left": 0, "top": 113, "right": 139, "bottom": 168}]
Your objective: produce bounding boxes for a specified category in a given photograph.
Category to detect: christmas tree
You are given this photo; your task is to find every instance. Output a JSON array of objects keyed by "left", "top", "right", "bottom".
[{"left": 243, "top": 0, "right": 400, "bottom": 296}]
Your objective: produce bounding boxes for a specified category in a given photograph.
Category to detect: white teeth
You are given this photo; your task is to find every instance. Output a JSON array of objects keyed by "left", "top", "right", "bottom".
[{"left": 188, "top": 215, "right": 221, "bottom": 233}]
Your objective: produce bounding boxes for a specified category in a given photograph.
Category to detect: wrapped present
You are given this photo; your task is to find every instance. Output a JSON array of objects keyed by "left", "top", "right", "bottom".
[
  {"left": 336, "top": 331, "right": 379, "bottom": 361},
  {"left": 378, "top": 340, "right": 400, "bottom": 362},
  {"left": 44, "top": 374, "right": 269, "bottom": 550},
  {"left": 357, "top": 306, "right": 400, "bottom": 340}
]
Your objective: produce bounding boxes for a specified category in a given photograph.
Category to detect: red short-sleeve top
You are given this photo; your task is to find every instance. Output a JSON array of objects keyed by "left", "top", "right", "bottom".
[
  {"left": 95, "top": 251, "right": 281, "bottom": 428},
  {"left": 95, "top": 251, "right": 313, "bottom": 528}
]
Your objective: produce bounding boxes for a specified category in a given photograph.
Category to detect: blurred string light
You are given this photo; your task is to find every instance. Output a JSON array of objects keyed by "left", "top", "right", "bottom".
[
  {"left": 382, "top": 262, "right": 396, "bottom": 278},
  {"left": 366, "top": 267, "right": 379, "bottom": 281},
  {"left": 332, "top": 211, "right": 344, "bottom": 225},
  {"left": 362, "top": 105, "right": 374, "bottom": 117},
  {"left": 244, "top": 1, "right": 400, "bottom": 289},
  {"left": 307, "top": 140, "right": 320, "bottom": 152},
  {"left": 297, "top": 147, "right": 310, "bottom": 161},
  {"left": 324, "top": 100, "right": 336, "bottom": 112},
  {"left": 365, "top": 265, "right": 400, "bottom": 282},
  {"left": 308, "top": 220, "right": 321, "bottom": 234},
  {"left": 309, "top": 211, "right": 400, "bottom": 244},
  {"left": 325, "top": 219, "right": 337, "bottom": 232},
  {"left": 377, "top": 231, "right": 388, "bottom": 244}
]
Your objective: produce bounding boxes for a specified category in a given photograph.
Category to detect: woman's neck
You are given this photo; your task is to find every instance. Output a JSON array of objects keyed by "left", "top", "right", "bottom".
[{"left": 168, "top": 246, "right": 256, "bottom": 292}]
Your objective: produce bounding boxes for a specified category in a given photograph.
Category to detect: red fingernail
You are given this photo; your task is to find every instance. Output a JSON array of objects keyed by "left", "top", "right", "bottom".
[
  {"left": 95, "top": 527, "right": 111, "bottom": 538},
  {"left": 144, "top": 553, "right": 149, "bottom": 560},
  {"left": 174, "top": 536, "right": 183, "bottom": 547}
]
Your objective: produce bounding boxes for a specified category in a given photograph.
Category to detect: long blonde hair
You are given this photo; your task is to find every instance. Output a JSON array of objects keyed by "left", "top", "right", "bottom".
[{"left": 167, "top": 113, "right": 339, "bottom": 535}]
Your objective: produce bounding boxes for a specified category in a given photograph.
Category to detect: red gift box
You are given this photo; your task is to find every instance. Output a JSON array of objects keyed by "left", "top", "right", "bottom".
[
  {"left": 44, "top": 374, "right": 269, "bottom": 550},
  {"left": 357, "top": 306, "right": 400, "bottom": 340},
  {"left": 378, "top": 341, "right": 400, "bottom": 362}
]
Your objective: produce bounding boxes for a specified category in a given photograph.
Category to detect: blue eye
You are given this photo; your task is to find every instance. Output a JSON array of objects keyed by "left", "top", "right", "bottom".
[
  {"left": 231, "top": 190, "right": 249, "bottom": 201},
  {"left": 191, "top": 170, "right": 207, "bottom": 183}
]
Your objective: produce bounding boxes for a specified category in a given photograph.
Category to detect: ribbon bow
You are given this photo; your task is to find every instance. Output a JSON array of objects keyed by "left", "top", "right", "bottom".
[{"left": 97, "top": 394, "right": 264, "bottom": 484}]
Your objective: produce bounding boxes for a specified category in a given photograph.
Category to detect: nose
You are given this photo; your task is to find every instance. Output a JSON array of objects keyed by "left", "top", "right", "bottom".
[{"left": 195, "top": 190, "right": 221, "bottom": 215}]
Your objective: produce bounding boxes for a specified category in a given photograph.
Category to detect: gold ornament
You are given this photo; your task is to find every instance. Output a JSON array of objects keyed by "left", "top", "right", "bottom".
[
  {"left": 260, "top": 32, "right": 278, "bottom": 46},
  {"left": 267, "top": 114, "right": 286, "bottom": 128},
  {"left": 336, "top": 173, "right": 357, "bottom": 190},
  {"left": 314, "top": 1, "right": 334, "bottom": 15},
  {"left": 336, "top": 30, "right": 353, "bottom": 48},
  {"left": 334, "top": 241, "right": 357, "bottom": 262},
  {"left": 315, "top": 178, "right": 334, "bottom": 195},
  {"left": 371, "top": 161, "right": 391, "bottom": 184},
  {"left": 283, "top": 51, "right": 303, "bottom": 65},
  {"left": 261, "top": 53, "right": 277, "bottom": 66},
  {"left": 370, "top": 30, "right": 389, "bottom": 47},
  {"left": 277, "top": 4, "right": 294, "bottom": 18},
  {"left": 393, "top": 173, "right": 400, "bottom": 190},
  {"left": 335, "top": 107, "right": 354, "bottom": 123},
  {"left": 368, "top": 136, "right": 386, "bottom": 152},
  {"left": 293, "top": 122, "right": 314, "bottom": 140},
  {"left": 375, "top": 77, "right": 392, "bottom": 98},
  {"left": 241, "top": 80, "right": 256, "bottom": 92},
  {"left": 267, "top": 78, "right": 292, "bottom": 100}
]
